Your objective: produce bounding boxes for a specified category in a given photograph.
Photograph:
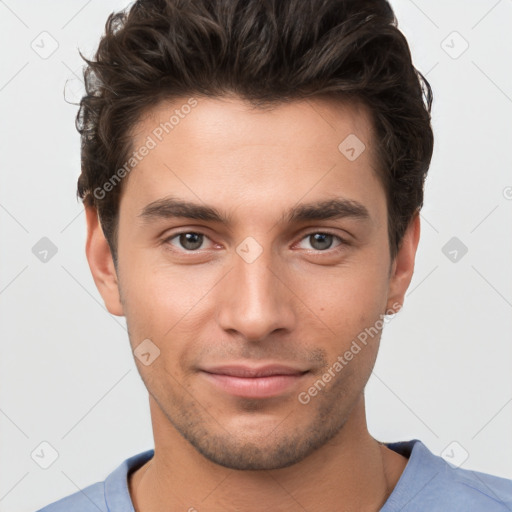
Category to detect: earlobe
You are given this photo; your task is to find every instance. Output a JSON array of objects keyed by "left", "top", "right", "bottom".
[
  {"left": 385, "top": 211, "right": 421, "bottom": 314},
  {"left": 84, "top": 204, "right": 124, "bottom": 317}
]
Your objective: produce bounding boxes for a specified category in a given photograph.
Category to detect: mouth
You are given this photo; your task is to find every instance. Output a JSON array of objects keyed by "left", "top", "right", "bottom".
[{"left": 200, "top": 364, "right": 310, "bottom": 399}]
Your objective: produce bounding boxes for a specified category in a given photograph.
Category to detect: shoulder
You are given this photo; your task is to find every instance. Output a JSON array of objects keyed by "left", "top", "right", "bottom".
[
  {"left": 437, "top": 463, "right": 512, "bottom": 510},
  {"left": 383, "top": 439, "right": 512, "bottom": 511},
  {"left": 33, "top": 449, "right": 154, "bottom": 512},
  {"left": 34, "top": 482, "right": 107, "bottom": 512}
]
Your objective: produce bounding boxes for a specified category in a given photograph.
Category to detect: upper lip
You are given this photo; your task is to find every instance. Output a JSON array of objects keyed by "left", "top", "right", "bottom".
[{"left": 201, "top": 364, "right": 308, "bottom": 378}]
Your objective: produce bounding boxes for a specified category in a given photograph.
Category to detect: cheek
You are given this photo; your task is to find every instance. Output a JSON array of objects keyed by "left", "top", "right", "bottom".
[
  {"left": 293, "top": 261, "right": 389, "bottom": 340},
  {"left": 118, "top": 256, "right": 223, "bottom": 368},
  {"left": 118, "top": 249, "right": 198, "bottom": 319}
]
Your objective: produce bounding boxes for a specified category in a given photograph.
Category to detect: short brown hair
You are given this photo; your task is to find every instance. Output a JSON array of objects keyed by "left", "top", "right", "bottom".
[{"left": 76, "top": 0, "right": 434, "bottom": 264}]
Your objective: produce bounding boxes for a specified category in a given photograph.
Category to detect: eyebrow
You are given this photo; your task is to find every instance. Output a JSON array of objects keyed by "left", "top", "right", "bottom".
[{"left": 138, "top": 195, "right": 371, "bottom": 226}]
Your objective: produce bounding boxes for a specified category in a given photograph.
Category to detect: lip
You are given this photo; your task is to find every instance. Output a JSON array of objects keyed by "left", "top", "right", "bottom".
[{"left": 200, "top": 364, "right": 309, "bottom": 398}]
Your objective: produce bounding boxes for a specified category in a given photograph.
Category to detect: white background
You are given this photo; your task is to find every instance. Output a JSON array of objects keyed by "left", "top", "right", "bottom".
[{"left": 1, "top": 0, "right": 511, "bottom": 510}]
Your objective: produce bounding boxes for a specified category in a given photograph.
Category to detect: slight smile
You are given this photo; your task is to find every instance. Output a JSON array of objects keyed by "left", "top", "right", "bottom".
[{"left": 200, "top": 364, "right": 310, "bottom": 399}]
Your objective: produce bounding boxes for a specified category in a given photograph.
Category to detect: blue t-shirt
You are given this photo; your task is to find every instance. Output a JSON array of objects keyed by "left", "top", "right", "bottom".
[{"left": 35, "top": 439, "right": 512, "bottom": 511}]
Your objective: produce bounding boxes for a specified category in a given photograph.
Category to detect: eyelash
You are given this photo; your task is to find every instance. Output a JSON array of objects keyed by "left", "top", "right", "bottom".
[{"left": 162, "top": 230, "right": 349, "bottom": 254}]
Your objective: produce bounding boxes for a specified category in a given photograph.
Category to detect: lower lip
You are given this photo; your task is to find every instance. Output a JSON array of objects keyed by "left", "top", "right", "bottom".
[{"left": 201, "top": 372, "right": 307, "bottom": 398}]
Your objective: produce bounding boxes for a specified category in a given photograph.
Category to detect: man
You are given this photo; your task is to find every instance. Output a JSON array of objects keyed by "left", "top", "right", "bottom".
[{"left": 37, "top": 0, "right": 512, "bottom": 510}]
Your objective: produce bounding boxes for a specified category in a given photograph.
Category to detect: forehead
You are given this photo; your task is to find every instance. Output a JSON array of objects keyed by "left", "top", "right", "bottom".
[
  {"left": 120, "top": 94, "right": 385, "bottom": 227},
  {"left": 134, "top": 94, "right": 376, "bottom": 157}
]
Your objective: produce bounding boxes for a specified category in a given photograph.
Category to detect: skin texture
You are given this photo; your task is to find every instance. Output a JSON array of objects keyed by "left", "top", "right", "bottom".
[{"left": 85, "top": 95, "right": 420, "bottom": 511}]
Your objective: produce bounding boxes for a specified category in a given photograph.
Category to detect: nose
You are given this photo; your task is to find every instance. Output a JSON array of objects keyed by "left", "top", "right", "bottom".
[{"left": 216, "top": 243, "right": 297, "bottom": 342}]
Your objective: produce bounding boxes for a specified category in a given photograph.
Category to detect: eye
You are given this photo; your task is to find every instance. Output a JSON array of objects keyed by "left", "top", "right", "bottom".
[
  {"left": 165, "top": 232, "right": 213, "bottom": 251},
  {"left": 163, "top": 230, "right": 347, "bottom": 254},
  {"left": 296, "top": 232, "right": 346, "bottom": 251}
]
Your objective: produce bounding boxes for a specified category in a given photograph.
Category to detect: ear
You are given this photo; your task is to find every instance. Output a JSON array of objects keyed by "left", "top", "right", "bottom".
[
  {"left": 385, "top": 211, "right": 421, "bottom": 314},
  {"left": 84, "top": 204, "right": 124, "bottom": 316}
]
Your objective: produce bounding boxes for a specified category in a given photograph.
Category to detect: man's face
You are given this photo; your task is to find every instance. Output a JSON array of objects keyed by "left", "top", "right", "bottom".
[{"left": 104, "top": 95, "right": 408, "bottom": 470}]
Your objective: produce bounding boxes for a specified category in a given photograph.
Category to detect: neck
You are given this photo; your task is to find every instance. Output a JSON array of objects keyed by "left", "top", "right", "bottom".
[{"left": 129, "top": 394, "right": 408, "bottom": 512}]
